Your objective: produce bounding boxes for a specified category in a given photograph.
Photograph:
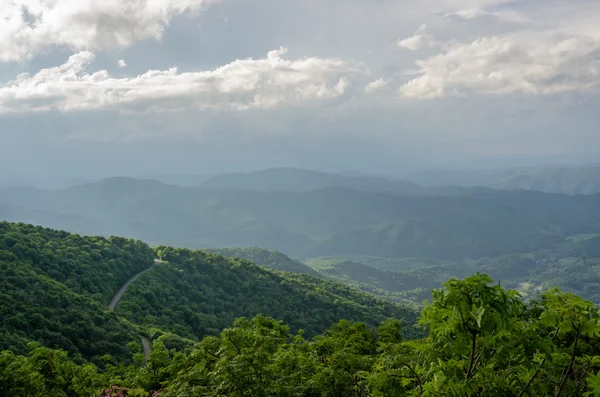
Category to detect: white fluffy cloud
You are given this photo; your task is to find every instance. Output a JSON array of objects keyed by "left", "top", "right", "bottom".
[
  {"left": 400, "top": 31, "right": 600, "bottom": 99},
  {"left": 0, "top": 0, "right": 219, "bottom": 62},
  {"left": 397, "top": 25, "right": 434, "bottom": 51},
  {"left": 118, "top": 59, "right": 127, "bottom": 68},
  {"left": 365, "top": 78, "right": 390, "bottom": 93},
  {"left": 446, "top": 8, "right": 526, "bottom": 21},
  {"left": 0, "top": 47, "right": 358, "bottom": 112}
]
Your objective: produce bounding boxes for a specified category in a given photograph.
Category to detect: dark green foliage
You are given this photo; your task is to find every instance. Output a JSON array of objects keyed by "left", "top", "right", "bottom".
[
  {"left": 5, "top": 274, "right": 600, "bottom": 396},
  {"left": 308, "top": 234, "right": 600, "bottom": 306},
  {"left": 0, "top": 260, "right": 139, "bottom": 363},
  {"left": 0, "top": 222, "right": 154, "bottom": 363},
  {"left": 0, "top": 222, "right": 419, "bottom": 365},
  {"left": 119, "top": 246, "right": 420, "bottom": 341},
  {"left": 307, "top": 257, "right": 431, "bottom": 300},
  {"left": 0, "top": 222, "right": 155, "bottom": 302},
  {"left": 204, "top": 246, "right": 320, "bottom": 276}
]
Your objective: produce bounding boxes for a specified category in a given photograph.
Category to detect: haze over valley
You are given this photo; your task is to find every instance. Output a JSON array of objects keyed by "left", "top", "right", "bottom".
[{"left": 2, "top": 0, "right": 600, "bottom": 395}]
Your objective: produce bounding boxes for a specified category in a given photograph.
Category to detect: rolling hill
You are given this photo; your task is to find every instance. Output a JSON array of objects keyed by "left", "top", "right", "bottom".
[
  {"left": 1, "top": 177, "right": 599, "bottom": 261},
  {"left": 0, "top": 221, "right": 419, "bottom": 364},
  {"left": 201, "top": 167, "right": 427, "bottom": 194},
  {"left": 483, "top": 165, "right": 600, "bottom": 195},
  {"left": 405, "top": 164, "right": 600, "bottom": 195},
  {"left": 204, "top": 247, "right": 320, "bottom": 276}
]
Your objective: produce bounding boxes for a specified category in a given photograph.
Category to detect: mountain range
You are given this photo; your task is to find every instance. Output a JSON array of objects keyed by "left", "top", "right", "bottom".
[{"left": 1, "top": 168, "right": 599, "bottom": 261}]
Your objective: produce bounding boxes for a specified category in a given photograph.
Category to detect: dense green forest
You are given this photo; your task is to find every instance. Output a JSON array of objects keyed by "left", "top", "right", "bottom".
[
  {"left": 0, "top": 222, "right": 418, "bottom": 364},
  {"left": 304, "top": 233, "right": 600, "bottom": 305},
  {"left": 0, "top": 222, "right": 154, "bottom": 363},
  {"left": 117, "top": 246, "right": 419, "bottom": 341},
  {"left": 4, "top": 274, "right": 600, "bottom": 396},
  {"left": 204, "top": 247, "right": 320, "bottom": 276}
]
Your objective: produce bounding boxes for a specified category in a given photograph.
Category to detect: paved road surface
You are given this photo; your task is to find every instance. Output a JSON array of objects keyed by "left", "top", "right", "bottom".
[
  {"left": 108, "top": 259, "right": 163, "bottom": 361},
  {"left": 108, "top": 261, "right": 160, "bottom": 310},
  {"left": 141, "top": 337, "right": 152, "bottom": 360}
]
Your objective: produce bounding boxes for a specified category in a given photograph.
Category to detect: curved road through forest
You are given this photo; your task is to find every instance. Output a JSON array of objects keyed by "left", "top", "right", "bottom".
[{"left": 108, "top": 259, "right": 163, "bottom": 361}]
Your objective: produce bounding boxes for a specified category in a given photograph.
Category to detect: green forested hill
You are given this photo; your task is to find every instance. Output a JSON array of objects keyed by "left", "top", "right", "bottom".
[
  {"left": 0, "top": 222, "right": 419, "bottom": 365},
  {"left": 0, "top": 222, "right": 155, "bottom": 302},
  {"left": 4, "top": 274, "right": 600, "bottom": 396},
  {"left": 117, "top": 246, "right": 419, "bottom": 340},
  {"left": 204, "top": 247, "right": 320, "bottom": 276},
  {"left": 306, "top": 257, "right": 435, "bottom": 300},
  {"left": 0, "top": 222, "right": 154, "bottom": 363},
  {"left": 308, "top": 234, "right": 600, "bottom": 305}
]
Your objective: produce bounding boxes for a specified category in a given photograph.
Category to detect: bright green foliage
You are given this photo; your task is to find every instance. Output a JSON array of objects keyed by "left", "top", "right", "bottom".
[
  {"left": 3, "top": 274, "right": 600, "bottom": 396},
  {"left": 0, "top": 343, "right": 104, "bottom": 397},
  {"left": 2, "top": 221, "right": 600, "bottom": 396}
]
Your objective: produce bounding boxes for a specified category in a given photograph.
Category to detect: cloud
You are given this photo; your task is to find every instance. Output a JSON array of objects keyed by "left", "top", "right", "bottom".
[
  {"left": 445, "top": 8, "right": 528, "bottom": 23},
  {"left": 0, "top": 47, "right": 359, "bottom": 113},
  {"left": 0, "top": 0, "right": 220, "bottom": 62},
  {"left": 397, "top": 25, "right": 435, "bottom": 51},
  {"left": 118, "top": 59, "right": 127, "bottom": 68},
  {"left": 400, "top": 31, "right": 600, "bottom": 99},
  {"left": 365, "top": 78, "right": 390, "bottom": 93}
]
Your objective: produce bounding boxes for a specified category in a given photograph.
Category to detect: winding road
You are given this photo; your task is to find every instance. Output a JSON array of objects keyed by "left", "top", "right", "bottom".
[{"left": 108, "top": 259, "right": 163, "bottom": 361}]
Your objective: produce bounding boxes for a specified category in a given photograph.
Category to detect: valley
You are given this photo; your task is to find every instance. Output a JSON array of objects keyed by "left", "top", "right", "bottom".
[{"left": 1, "top": 168, "right": 600, "bottom": 396}]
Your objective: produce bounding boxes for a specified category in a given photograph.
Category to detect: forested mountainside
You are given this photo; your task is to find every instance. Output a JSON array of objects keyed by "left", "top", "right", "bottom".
[
  {"left": 306, "top": 233, "right": 600, "bottom": 304},
  {"left": 4, "top": 273, "right": 600, "bottom": 396},
  {"left": 0, "top": 222, "right": 418, "bottom": 365},
  {"left": 1, "top": 177, "right": 599, "bottom": 260},
  {"left": 115, "top": 245, "right": 418, "bottom": 341},
  {"left": 204, "top": 247, "right": 320, "bottom": 276},
  {"left": 0, "top": 222, "right": 154, "bottom": 364}
]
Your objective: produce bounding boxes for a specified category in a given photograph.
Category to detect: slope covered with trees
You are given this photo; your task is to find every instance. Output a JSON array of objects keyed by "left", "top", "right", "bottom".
[
  {"left": 0, "top": 222, "right": 154, "bottom": 363},
  {"left": 4, "top": 274, "right": 600, "bottom": 396},
  {"left": 204, "top": 247, "right": 320, "bottom": 276},
  {"left": 118, "top": 246, "right": 419, "bottom": 340},
  {"left": 0, "top": 222, "right": 419, "bottom": 364},
  {"left": 307, "top": 233, "right": 600, "bottom": 306}
]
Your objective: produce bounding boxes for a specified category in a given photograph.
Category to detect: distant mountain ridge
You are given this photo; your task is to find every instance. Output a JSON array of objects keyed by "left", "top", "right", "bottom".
[
  {"left": 204, "top": 247, "right": 320, "bottom": 277},
  {"left": 1, "top": 172, "right": 599, "bottom": 261},
  {"left": 483, "top": 165, "right": 600, "bottom": 195},
  {"left": 405, "top": 164, "right": 600, "bottom": 195},
  {"left": 201, "top": 167, "right": 429, "bottom": 195}
]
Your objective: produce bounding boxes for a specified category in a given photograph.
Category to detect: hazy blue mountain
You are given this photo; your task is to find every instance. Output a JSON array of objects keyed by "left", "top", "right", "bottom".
[
  {"left": 1, "top": 177, "right": 599, "bottom": 261},
  {"left": 142, "top": 173, "right": 214, "bottom": 187},
  {"left": 402, "top": 169, "right": 494, "bottom": 187},
  {"left": 483, "top": 165, "right": 600, "bottom": 195},
  {"left": 404, "top": 164, "right": 600, "bottom": 195},
  {"left": 202, "top": 167, "right": 428, "bottom": 195}
]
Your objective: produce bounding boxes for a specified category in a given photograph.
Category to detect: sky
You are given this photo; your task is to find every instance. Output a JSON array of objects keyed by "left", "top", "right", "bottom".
[{"left": 1, "top": 0, "right": 599, "bottom": 185}]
